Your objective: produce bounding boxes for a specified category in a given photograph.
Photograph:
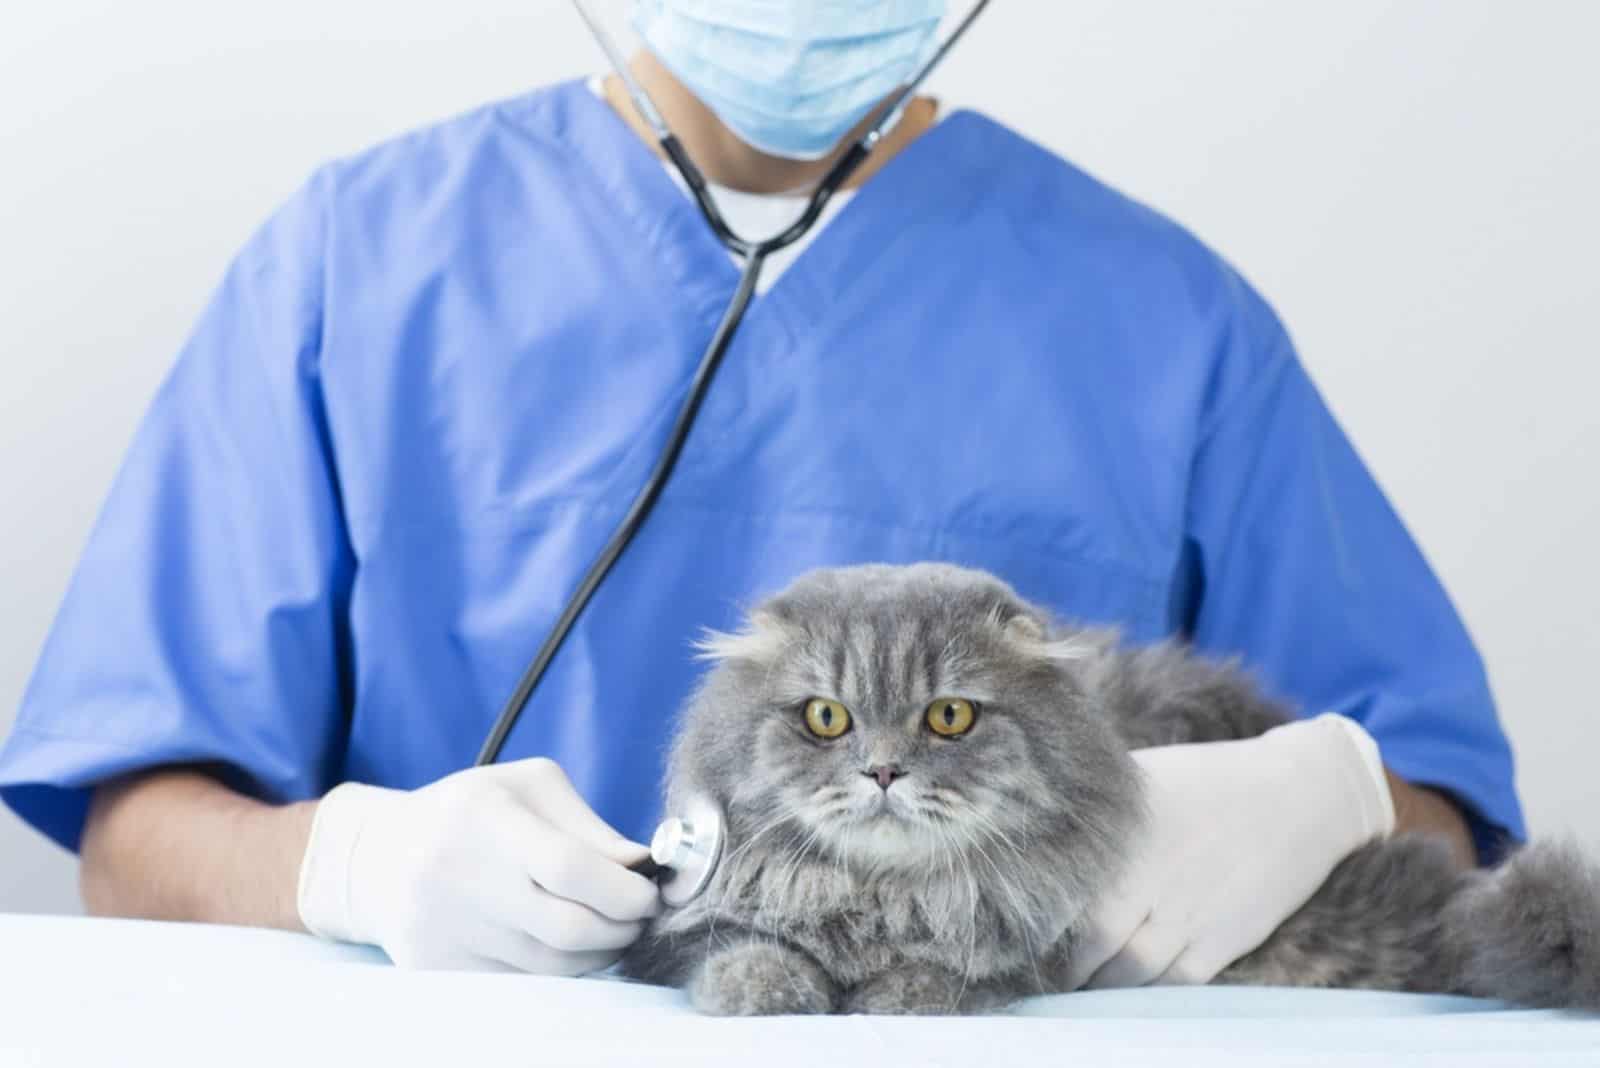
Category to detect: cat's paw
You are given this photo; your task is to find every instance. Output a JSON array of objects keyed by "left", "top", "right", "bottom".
[
  {"left": 689, "top": 942, "right": 838, "bottom": 1016},
  {"left": 843, "top": 966, "right": 970, "bottom": 1015}
]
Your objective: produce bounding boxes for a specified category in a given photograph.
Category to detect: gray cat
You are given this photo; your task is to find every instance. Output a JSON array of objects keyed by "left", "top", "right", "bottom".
[{"left": 621, "top": 563, "right": 1600, "bottom": 1015}]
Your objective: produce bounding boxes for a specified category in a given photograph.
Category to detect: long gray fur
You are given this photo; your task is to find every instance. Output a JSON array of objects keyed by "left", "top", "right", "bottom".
[{"left": 620, "top": 563, "right": 1600, "bottom": 1015}]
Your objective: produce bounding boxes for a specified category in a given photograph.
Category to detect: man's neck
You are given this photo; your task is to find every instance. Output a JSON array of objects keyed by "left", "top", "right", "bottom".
[{"left": 601, "top": 51, "right": 939, "bottom": 195}]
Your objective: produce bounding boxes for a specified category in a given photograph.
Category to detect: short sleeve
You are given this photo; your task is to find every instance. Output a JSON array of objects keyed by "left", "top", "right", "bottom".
[
  {"left": 0, "top": 169, "right": 354, "bottom": 852},
  {"left": 1179, "top": 280, "right": 1526, "bottom": 864}
]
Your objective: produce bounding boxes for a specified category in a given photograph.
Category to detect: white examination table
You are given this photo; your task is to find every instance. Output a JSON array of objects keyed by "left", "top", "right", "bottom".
[{"left": 1, "top": 914, "right": 1595, "bottom": 1066}]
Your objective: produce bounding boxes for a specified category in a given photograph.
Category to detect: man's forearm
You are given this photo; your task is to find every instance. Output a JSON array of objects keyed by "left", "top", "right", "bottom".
[
  {"left": 1385, "top": 769, "right": 1476, "bottom": 869},
  {"left": 81, "top": 769, "right": 316, "bottom": 930}
]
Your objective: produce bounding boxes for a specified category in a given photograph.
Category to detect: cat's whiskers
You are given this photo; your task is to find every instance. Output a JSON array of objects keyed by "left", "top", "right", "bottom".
[
  {"left": 960, "top": 831, "right": 981, "bottom": 1010},
  {"left": 711, "top": 809, "right": 830, "bottom": 992},
  {"left": 765, "top": 836, "right": 825, "bottom": 1008},
  {"left": 761, "top": 825, "right": 833, "bottom": 988},
  {"left": 927, "top": 809, "right": 958, "bottom": 914},
  {"left": 714, "top": 808, "right": 790, "bottom": 900},
  {"left": 962, "top": 803, "right": 1029, "bottom": 865},
  {"left": 705, "top": 801, "right": 808, "bottom": 946},
  {"left": 831, "top": 810, "right": 855, "bottom": 886},
  {"left": 757, "top": 818, "right": 829, "bottom": 930},
  {"left": 925, "top": 817, "right": 979, "bottom": 1010},
  {"left": 966, "top": 791, "right": 1097, "bottom": 950},
  {"left": 954, "top": 798, "right": 1044, "bottom": 908},
  {"left": 953, "top": 820, "right": 1048, "bottom": 996}
]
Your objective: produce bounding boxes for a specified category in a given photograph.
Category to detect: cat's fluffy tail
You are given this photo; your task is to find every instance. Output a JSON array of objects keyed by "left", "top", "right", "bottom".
[{"left": 1447, "top": 840, "right": 1600, "bottom": 1010}]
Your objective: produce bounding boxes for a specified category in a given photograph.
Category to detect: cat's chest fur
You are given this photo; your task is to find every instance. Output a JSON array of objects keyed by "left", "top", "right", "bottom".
[{"left": 656, "top": 842, "right": 1078, "bottom": 987}]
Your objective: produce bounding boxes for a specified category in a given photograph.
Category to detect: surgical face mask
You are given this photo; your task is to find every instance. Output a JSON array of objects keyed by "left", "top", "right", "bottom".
[{"left": 632, "top": 0, "right": 950, "bottom": 161}]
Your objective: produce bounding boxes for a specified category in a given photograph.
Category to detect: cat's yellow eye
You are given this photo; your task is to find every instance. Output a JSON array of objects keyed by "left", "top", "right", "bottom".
[
  {"left": 803, "top": 698, "right": 852, "bottom": 739},
  {"left": 926, "top": 697, "right": 977, "bottom": 737}
]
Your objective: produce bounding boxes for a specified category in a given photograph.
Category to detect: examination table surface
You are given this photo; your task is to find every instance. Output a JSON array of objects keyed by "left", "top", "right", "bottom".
[{"left": 1, "top": 913, "right": 1596, "bottom": 1066}]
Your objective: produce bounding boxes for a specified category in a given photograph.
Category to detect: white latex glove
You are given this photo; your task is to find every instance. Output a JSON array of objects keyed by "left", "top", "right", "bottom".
[
  {"left": 1066, "top": 713, "right": 1395, "bottom": 989},
  {"left": 296, "top": 758, "right": 660, "bottom": 973}
]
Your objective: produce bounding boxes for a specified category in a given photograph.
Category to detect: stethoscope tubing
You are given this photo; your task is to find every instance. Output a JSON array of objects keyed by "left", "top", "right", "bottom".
[{"left": 476, "top": 0, "right": 992, "bottom": 767}]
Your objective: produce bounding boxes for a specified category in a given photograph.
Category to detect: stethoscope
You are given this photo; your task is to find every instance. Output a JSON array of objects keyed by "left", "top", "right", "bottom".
[{"left": 474, "top": 0, "right": 993, "bottom": 907}]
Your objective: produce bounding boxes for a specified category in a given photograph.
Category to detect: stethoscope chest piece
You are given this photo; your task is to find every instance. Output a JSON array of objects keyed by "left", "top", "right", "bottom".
[{"left": 648, "top": 794, "right": 724, "bottom": 908}]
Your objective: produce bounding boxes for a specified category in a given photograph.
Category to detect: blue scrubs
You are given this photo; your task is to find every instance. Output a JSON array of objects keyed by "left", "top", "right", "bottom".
[{"left": 0, "top": 81, "right": 1524, "bottom": 862}]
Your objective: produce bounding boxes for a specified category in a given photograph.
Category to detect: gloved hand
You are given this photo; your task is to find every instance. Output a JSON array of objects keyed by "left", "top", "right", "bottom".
[
  {"left": 296, "top": 757, "right": 660, "bottom": 973},
  {"left": 1066, "top": 713, "right": 1395, "bottom": 989}
]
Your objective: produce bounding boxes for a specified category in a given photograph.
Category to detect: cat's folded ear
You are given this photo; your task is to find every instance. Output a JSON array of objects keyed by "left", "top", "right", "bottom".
[
  {"left": 989, "top": 603, "right": 1100, "bottom": 663},
  {"left": 693, "top": 610, "right": 792, "bottom": 664}
]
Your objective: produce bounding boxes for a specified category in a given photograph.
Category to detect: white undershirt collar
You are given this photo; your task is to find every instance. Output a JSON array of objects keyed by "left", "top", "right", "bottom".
[{"left": 586, "top": 76, "right": 883, "bottom": 295}]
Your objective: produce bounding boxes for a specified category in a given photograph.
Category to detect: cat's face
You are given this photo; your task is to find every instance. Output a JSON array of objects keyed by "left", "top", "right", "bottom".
[{"left": 671, "top": 563, "right": 1136, "bottom": 872}]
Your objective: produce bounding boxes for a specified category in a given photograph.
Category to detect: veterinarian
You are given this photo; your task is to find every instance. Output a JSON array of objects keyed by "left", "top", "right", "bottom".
[{"left": 0, "top": 1, "right": 1523, "bottom": 986}]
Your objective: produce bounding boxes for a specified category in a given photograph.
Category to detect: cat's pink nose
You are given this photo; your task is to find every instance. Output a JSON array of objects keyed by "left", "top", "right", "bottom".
[{"left": 865, "top": 764, "right": 904, "bottom": 791}]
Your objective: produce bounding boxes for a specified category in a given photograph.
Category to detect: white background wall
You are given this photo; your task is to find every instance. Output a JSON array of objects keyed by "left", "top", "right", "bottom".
[{"left": 2, "top": 1, "right": 1596, "bottom": 913}]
